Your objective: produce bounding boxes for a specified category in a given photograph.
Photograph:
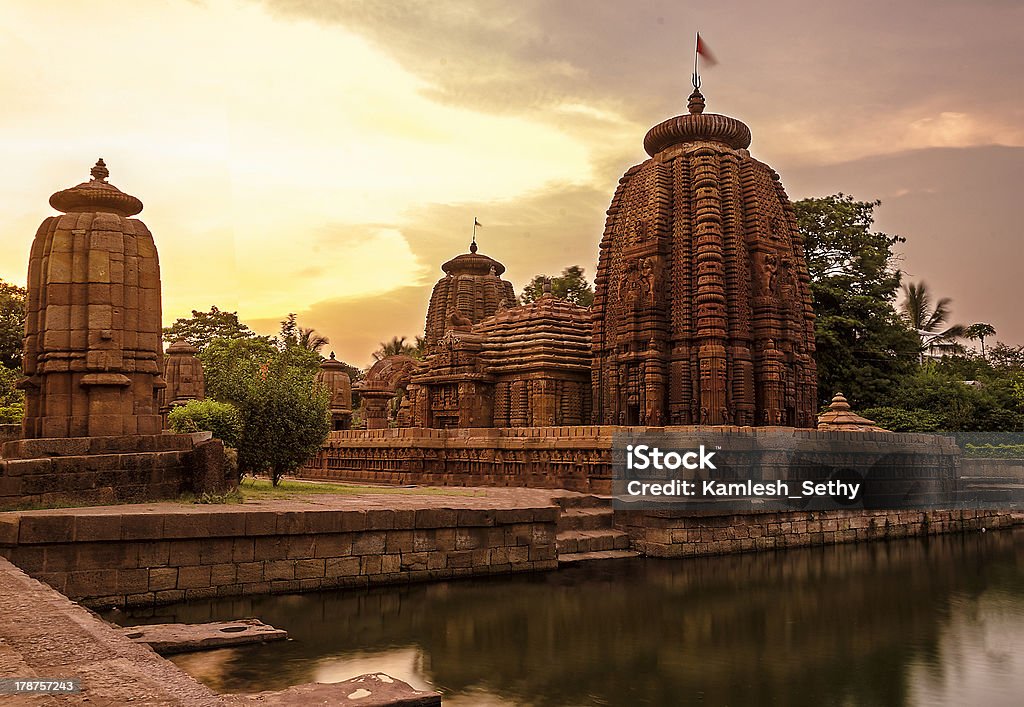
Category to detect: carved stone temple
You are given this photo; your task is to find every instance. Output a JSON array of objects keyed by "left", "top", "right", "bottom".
[
  {"left": 591, "top": 87, "right": 817, "bottom": 428},
  {"left": 358, "top": 87, "right": 817, "bottom": 430},
  {"left": 21, "top": 159, "right": 166, "bottom": 438}
]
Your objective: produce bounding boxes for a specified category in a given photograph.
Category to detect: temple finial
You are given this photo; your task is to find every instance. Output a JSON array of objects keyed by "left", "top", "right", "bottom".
[
  {"left": 90, "top": 158, "right": 109, "bottom": 182},
  {"left": 329, "top": 351, "right": 337, "bottom": 360},
  {"left": 687, "top": 88, "right": 705, "bottom": 115}
]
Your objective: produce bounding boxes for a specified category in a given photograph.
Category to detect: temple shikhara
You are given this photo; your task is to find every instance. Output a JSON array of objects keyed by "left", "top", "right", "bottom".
[
  {"left": 362, "top": 86, "right": 816, "bottom": 431},
  {"left": 21, "top": 160, "right": 166, "bottom": 438},
  {"left": 591, "top": 87, "right": 817, "bottom": 428}
]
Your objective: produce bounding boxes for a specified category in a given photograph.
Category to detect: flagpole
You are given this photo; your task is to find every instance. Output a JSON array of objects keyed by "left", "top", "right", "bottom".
[{"left": 693, "top": 32, "right": 699, "bottom": 88}]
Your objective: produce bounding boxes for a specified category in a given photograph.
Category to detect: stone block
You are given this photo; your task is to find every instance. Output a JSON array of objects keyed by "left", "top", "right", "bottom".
[
  {"left": 325, "top": 556, "right": 361, "bottom": 578},
  {"left": 295, "top": 559, "right": 326, "bottom": 579},
  {"left": 254, "top": 536, "right": 290, "bottom": 561},
  {"left": 0, "top": 515, "right": 20, "bottom": 545},
  {"left": 314, "top": 534, "right": 351, "bottom": 558},
  {"left": 360, "top": 555, "right": 383, "bottom": 575},
  {"left": 117, "top": 568, "right": 150, "bottom": 594},
  {"left": 264, "top": 560, "right": 295, "bottom": 581},
  {"left": 74, "top": 514, "right": 123, "bottom": 542},
  {"left": 149, "top": 567, "right": 178, "bottom": 591},
  {"left": 19, "top": 515, "right": 74, "bottom": 544},
  {"left": 210, "top": 563, "right": 237, "bottom": 585},
  {"left": 207, "top": 513, "right": 246, "bottom": 537},
  {"left": 352, "top": 531, "right": 386, "bottom": 556},
  {"left": 177, "top": 565, "right": 212, "bottom": 589},
  {"left": 167, "top": 540, "right": 202, "bottom": 567},
  {"left": 245, "top": 512, "right": 277, "bottom": 536},
  {"left": 236, "top": 562, "right": 263, "bottom": 584},
  {"left": 232, "top": 538, "right": 255, "bottom": 563},
  {"left": 200, "top": 539, "right": 234, "bottom": 566}
]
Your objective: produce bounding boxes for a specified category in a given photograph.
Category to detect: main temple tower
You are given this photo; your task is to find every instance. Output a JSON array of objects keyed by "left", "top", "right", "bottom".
[{"left": 591, "top": 88, "right": 817, "bottom": 427}]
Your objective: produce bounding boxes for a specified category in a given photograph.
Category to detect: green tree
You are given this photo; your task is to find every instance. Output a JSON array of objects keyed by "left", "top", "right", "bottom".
[
  {"left": 198, "top": 336, "right": 330, "bottom": 484},
  {"left": 163, "top": 306, "right": 265, "bottom": 352},
  {"left": 520, "top": 265, "right": 594, "bottom": 307},
  {"left": 0, "top": 279, "right": 27, "bottom": 371},
  {"left": 964, "top": 322, "right": 997, "bottom": 359},
  {"left": 794, "top": 194, "right": 921, "bottom": 408},
  {"left": 900, "top": 281, "right": 966, "bottom": 358},
  {"left": 234, "top": 357, "right": 330, "bottom": 485},
  {"left": 199, "top": 337, "right": 278, "bottom": 403},
  {"left": 0, "top": 365, "right": 24, "bottom": 424}
]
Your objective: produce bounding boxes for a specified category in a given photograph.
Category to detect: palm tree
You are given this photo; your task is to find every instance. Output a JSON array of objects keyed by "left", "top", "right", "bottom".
[
  {"left": 373, "top": 336, "right": 422, "bottom": 361},
  {"left": 964, "top": 322, "right": 997, "bottom": 359},
  {"left": 297, "top": 326, "right": 329, "bottom": 353},
  {"left": 900, "top": 281, "right": 966, "bottom": 360}
]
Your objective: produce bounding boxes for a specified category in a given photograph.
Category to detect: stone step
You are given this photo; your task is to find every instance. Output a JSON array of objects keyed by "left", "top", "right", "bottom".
[
  {"left": 557, "top": 507, "right": 614, "bottom": 531},
  {"left": 558, "top": 550, "right": 640, "bottom": 565},
  {"left": 552, "top": 493, "right": 611, "bottom": 510},
  {"left": 556, "top": 529, "right": 631, "bottom": 554}
]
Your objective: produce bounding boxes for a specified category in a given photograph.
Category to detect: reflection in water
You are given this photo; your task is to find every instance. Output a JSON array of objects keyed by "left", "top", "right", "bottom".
[{"left": 112, "top": 528, "right": 1024, "bottom": 706}]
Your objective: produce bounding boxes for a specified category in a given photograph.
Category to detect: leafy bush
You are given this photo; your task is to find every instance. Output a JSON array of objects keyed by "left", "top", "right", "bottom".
[
  {"left": 963, "top": 443, "right": 1024, "bottom": 459},
  {"left": 168, "top": 399, "right": 242, "bottom": 447},
  {"left": 0, "top": 402, "right": 23, "bottom": 424},
  {"left": 860, "top": 406, "right": 944, "bottom": 433}
]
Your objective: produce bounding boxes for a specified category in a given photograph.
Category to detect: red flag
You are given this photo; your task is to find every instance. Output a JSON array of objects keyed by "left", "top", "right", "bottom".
[{"left": 696, "top": 33, "right": 718, "bottom": 67}]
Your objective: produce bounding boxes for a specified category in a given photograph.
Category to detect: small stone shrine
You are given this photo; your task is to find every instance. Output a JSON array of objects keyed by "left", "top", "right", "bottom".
[
  {"left": 159, "top": 339, "right": 205, "bottom": 424},
  {"left": 0, "top": 160, "right": 232, "bottom": 510},
  {"left": 315, "top": 352, "right": 353, "bottom": 430},
  {"left": 21, "top": 159, "right": 165, "bottom": 438}
]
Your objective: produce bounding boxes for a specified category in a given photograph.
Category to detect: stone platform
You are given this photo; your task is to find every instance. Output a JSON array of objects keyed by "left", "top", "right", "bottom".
[
  {"left": 0, "top": 488, "right": 561, "bottom": 608},
  {"left": 0, "top": 432, "right": 232, "bottom": 511},
  {"left": 302, "top": 425, "right": 962, "bottom": 495}
]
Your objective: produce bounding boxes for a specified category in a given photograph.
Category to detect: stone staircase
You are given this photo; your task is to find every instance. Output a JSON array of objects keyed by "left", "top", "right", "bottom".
[{"left": 554, "top": 494, "right": 639, "bottom": 565}]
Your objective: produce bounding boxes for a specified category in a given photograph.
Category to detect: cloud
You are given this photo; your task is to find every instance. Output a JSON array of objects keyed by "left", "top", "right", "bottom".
[
  {"left": 786, "top": 145, "right": 1024, "bottom": 347},
  {"left": 257, "top": 0, "right": 1024, "bottom": 169},
  {"left": 246, "top": 180, "right": 611, "bottom": 365}
]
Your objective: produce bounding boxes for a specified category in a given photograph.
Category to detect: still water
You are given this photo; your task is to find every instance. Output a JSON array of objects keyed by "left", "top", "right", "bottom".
[{"left": 115, "top": 529, "right": 1024, "bottom": 706}]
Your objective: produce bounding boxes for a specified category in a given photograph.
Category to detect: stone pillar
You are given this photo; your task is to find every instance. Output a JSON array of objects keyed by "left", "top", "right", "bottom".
[
  {"left": 21, "top": 159, "right": 165, "bottom": 438},
  {"left": 361, "top": 389, "right": 392, "bottom": 430}
]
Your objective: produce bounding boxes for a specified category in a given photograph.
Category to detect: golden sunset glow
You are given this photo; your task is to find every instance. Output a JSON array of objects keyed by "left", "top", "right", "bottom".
[{"left": 2, "top": 0, "right": 1022, "bottom": 365}]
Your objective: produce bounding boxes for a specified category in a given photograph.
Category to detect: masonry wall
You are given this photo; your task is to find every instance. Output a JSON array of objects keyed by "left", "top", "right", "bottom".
[
  {"left": 302, "top": 425, "right": 962, "bottom": 495},
  {"left": 0, "top": 504, "right": 559, "bottom": 608},
  {"left": 618, "top": 508, "right": 1017, "bottom": 558},
  {"left": 0, "top": 433, "right": 232, "bottom": 511}
]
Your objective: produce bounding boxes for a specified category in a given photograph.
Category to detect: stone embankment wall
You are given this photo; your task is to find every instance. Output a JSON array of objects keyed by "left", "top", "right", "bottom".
[
  {"left": 619, "top": 508, "right": 1017, "bottom": 557},
  {"left": 0, "top": 503, "right": 558, "bottom": 608},
  {"left": 302, "top": 425, "right": 962, "bottom": 495},
  {"left": 0, "top": 433, "right": 232, "bottom": 511}
]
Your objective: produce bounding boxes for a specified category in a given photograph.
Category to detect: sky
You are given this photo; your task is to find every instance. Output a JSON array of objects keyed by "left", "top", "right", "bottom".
[{"left": 1, "top": 0, "right": 1021, "bottom": 366}]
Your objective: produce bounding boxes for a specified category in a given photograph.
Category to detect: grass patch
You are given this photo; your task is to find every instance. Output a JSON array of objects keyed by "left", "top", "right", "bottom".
[{"left": 237, "top": 476, "right": 481, "bottom": 501}]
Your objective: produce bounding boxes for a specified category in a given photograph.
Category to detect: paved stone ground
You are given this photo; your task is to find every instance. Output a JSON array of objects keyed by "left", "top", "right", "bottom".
[{"left": 0, "top": 554, "right": 221, "bottom": 705}]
